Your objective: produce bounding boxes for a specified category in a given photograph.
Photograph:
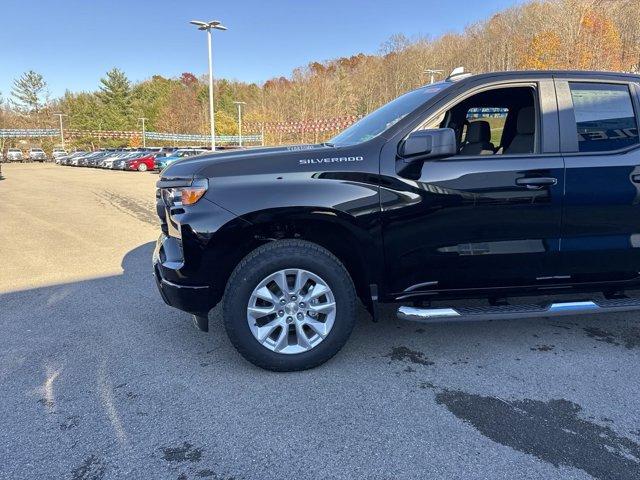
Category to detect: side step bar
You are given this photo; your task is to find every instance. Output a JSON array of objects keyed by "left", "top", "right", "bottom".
[{"left": 397, "top": 298, "right": 640, "bottom": 324}]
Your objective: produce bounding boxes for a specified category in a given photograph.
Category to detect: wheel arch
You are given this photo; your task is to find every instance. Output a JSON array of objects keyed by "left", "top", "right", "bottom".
[{"left": 209, "top": 207, "right": 382, "bottom": 312}]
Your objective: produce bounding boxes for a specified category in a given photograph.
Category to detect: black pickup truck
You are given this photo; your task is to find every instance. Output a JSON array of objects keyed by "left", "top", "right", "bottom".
[{"left": 154, "top": 69, "right": 640, "bottom": 371}]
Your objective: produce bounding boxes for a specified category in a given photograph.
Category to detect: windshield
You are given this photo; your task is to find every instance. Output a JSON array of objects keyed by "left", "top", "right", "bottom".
[
  {"left": 175, "top": 150, "right": 195, "bottom": 157},
  {"left": 329, "top": 82, "right": 450, "bottom": 146}
]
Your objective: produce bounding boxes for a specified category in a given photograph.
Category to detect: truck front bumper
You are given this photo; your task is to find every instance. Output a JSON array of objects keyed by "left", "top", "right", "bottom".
[{"left": 153, "top": 234, "right": 213, "bottom": 316}]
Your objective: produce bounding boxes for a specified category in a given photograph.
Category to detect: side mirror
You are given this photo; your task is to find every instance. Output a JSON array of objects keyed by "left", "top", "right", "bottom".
[{"left": 398, "top": 128, "right": 456, "bottom": 160}]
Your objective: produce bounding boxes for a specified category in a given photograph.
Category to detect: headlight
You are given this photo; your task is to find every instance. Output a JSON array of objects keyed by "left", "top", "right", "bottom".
[{"left": 162, "top": 178, "right": 208, "bottom": 206}]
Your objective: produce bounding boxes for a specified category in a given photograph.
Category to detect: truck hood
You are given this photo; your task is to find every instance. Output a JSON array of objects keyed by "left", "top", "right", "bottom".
[{"left": 160, "top": 144, "right": 335, "bottom": 179}]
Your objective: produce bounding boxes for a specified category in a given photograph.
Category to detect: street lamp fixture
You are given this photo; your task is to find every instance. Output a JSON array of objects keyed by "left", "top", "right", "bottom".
[
  {"left": 190, "top": 19, "right": 227, "bottom": 151},
  {"left": 233, "top": 101, "right": 246, "bottom": 148},
  {"left": 424, "top": 69, "right": 444, "bottom": 84},
  {"left": 138, "top": 117, "right": 147, "bottom": 148},
  {"left": 53, "top": 113, "right": 67, "bottom": 150}
]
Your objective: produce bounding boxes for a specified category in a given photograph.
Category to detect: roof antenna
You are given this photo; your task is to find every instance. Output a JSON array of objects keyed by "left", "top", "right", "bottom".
[{"left": 447, "top": 66, "right": 465, "bottom": 78}]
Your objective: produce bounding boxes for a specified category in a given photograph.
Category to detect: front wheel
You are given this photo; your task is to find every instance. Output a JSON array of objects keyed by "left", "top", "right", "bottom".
[
  {"left": 137, "top": 163, "right": 148, "bottom": 172},
  {"left": 223, "top": 240, "right": 357, "bottom": 371}
]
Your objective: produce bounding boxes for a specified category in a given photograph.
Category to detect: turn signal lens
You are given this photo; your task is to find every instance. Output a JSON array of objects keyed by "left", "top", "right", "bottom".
[
  {"left": 164, "top": 178, "right": 208, "bottom": 206},
  {"left": 180, "top": 187, "right": 206, "bottom": 205}
]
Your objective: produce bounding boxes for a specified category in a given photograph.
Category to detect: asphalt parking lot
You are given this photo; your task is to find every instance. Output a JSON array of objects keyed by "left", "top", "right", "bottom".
[{"left": 2, "top": 163, "right": 640, "bottom": 480}]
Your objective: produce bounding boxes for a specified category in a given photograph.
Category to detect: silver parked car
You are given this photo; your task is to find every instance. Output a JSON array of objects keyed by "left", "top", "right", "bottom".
[
  {"left": 52, "top": 149, "right": 68, "bottom": 161},
  {"left": 28, "top": 148, "right": 47, "bottom": 162},
  {"left": 6, "top": 148, "right": 23, "bottom": 162}
]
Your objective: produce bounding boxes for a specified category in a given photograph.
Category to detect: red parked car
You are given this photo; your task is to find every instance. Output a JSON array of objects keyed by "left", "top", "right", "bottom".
[{"left": 124, "top": 154, "right": 155, "bottom": 172}]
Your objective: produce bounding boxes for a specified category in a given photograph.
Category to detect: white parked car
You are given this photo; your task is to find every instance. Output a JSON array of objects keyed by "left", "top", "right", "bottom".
[
  {"left": 6, "top": 148, "right": 24, "bottom": 162},
  {"left": 52, "top": 149, "right": 68, "bottom": 161},
  {"left": 28, "top": 148, "right": 47, "bottom": 162}
]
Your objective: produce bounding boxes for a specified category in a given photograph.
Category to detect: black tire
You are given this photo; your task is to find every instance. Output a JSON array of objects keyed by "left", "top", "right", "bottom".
[{"left": 223, "top": 239, "right": 357, "bottom": 371}]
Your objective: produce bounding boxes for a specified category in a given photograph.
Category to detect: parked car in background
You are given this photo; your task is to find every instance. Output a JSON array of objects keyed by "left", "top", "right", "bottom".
[
  {"left": 123, "top": 153, "right": 156, "bottom": 171},
  {"left": 28, "top": 148, "right": 47, "bottom": 162},
  {"left": 58, "top": 151, "right": 88, "bottom": 166},
  {"left": 85, "top": 151, "right": 112, "bottom": 167},
  {"left": 52, "top": 149, "right": 68, "bottom": 160},
  {"left": 154, "top": 148, "right": 208, "bottom": 171},
  {"left": 145, "top": 147, "right": 177, "bottom": 158},
  {"left": 113, "top": 158, "right": 126, "bottom": 170},
  {"left": 6, "top": 148, "right": 24, "bottom": 162},
  {"left": 98, "top": 152, "right": 126, "bottom": 169},
  {"left": 76, "top": 151, "right": 106, "bottom": 167},
  {"left": 70, "top": 154, "right": 85, "bottom": 166},
  {"left": 103, "top": 151, "right": 142, "bottom": 169}
]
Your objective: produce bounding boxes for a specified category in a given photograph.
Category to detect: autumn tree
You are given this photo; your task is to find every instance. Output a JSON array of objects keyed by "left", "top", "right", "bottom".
[
  {"left": 520, "top": 31, "right": 563, "bottom": 69},
  {"left": 156, "top": 81, "right": 204, "bottom": 134}
]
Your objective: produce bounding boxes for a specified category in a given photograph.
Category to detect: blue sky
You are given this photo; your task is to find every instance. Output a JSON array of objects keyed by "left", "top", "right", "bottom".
[{"left": 0, "top": 0, "right": 526, "bottom": 98}]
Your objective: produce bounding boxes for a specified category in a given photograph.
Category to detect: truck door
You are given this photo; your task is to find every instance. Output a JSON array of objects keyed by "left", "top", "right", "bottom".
[
  {"left": 555, "top": 78, "right": 640, "bottom": 284},
  {"left": 379, "top": 79, "right": 564, "bottom": 297}
]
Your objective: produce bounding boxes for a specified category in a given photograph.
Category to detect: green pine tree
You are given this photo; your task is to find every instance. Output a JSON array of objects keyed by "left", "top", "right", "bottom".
[
  {"left": 11, "top": 70, "right": 48, "bottom": 113},
  {"left": 97, "top": 68, "right": 134, "bottom": 130}
]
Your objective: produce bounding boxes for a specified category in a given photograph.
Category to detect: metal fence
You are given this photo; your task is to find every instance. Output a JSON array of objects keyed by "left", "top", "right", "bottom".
[{"left": 0, "top": 129, "right": 263, "bottom": 145}]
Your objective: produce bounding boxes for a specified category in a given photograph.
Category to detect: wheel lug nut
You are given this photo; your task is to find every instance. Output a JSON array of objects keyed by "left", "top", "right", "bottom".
[
  {"left": 299, "top": 302, "right": 305, "bottom": 308},
  {"left": 280, "top": 299, "right": 286, "bottom": 305},
  {"left": 286, "top": 316, "right": 293, "bottom": 324},
  {"left": 278, "top": 310, "right": 284, "bottom": 316},
  {"left": 291, "top": 295, "right": 297, "bottom": 301},
  {"left": 297, "top": 312, "right": 303, "bottom": 320}
]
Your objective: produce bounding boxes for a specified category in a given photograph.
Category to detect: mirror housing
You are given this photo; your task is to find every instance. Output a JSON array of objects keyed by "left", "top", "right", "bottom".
[{"left": 399, "top": 128, "right": 456, "bottom": 160}]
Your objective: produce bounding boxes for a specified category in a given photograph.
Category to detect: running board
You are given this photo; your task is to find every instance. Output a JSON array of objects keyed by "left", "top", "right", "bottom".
[{"left": 397, "top": 298, "right": 640, "bottom": 324}]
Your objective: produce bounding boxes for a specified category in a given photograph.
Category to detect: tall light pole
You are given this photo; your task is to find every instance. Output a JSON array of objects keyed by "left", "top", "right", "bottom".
[
  {"left": 233, "top": 101, "right": 246, "bottom": 147},
  {"left": 190, "top": 19, "right": 227, "bottom": 151},
  {"left": 53, "top": 113, "right": 67, "bottom": 150},
  {"left": 424, "top": 69, "right": 444, "bottom": 84},
  {"left": 138, "top": 117, "right": 147, "bottom": 147}
]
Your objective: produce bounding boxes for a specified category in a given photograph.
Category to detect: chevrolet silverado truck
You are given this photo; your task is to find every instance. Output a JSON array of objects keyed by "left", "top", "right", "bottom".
[{"left": 154, "top": 69, "right": 640, "bottom": 371}]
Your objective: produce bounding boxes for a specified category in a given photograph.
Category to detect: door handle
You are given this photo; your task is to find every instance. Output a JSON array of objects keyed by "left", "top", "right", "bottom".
[
  {"left": 631, "top": 174, "right": 640, "bottom": 183},
  {"left": 516, "top": 177, "right": 557, "bottom": 188}
]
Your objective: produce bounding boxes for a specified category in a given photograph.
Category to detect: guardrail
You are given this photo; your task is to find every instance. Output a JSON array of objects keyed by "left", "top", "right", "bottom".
[
  {"left": 0, "top": 129, "right": 263, "bottom": 144},
  {"left": 0, "top": 129, "right": 59, "bottom": 138},
  {"left": 145, "top": 132, "right": 262, "bottom": 143}
]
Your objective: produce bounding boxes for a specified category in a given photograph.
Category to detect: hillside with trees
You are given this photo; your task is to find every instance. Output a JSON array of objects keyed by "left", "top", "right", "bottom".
[{"left": 1, "top": 0, "right": 639, "bottom": 148}]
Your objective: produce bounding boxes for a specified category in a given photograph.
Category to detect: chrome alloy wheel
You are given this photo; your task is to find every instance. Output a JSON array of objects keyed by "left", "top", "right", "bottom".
[{"left": 247, "top": 268, "right": 337, "bottom": 354}]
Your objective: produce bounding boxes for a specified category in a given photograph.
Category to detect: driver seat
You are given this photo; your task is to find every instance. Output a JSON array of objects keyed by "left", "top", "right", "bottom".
[{"left": 460, "top": 121, "right": 495, "bottom": 155}]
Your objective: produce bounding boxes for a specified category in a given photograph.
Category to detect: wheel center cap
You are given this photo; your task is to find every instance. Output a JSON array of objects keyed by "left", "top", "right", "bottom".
[{"left": 284, "top": 301, "right": 298, "bottom": 315}]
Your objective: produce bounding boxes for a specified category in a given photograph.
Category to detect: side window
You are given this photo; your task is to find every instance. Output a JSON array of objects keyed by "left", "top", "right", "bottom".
[
  {"left": 569, "top": 82, "right": 639, "bottom": 152},
  {"left": 421, "top": 86, "right": 538, "bottom": 157}
]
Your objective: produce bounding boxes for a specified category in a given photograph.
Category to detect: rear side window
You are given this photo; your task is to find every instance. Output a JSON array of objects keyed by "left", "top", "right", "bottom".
[{"left": 569, "top": 82, "right": 639, "bottom": 152}]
